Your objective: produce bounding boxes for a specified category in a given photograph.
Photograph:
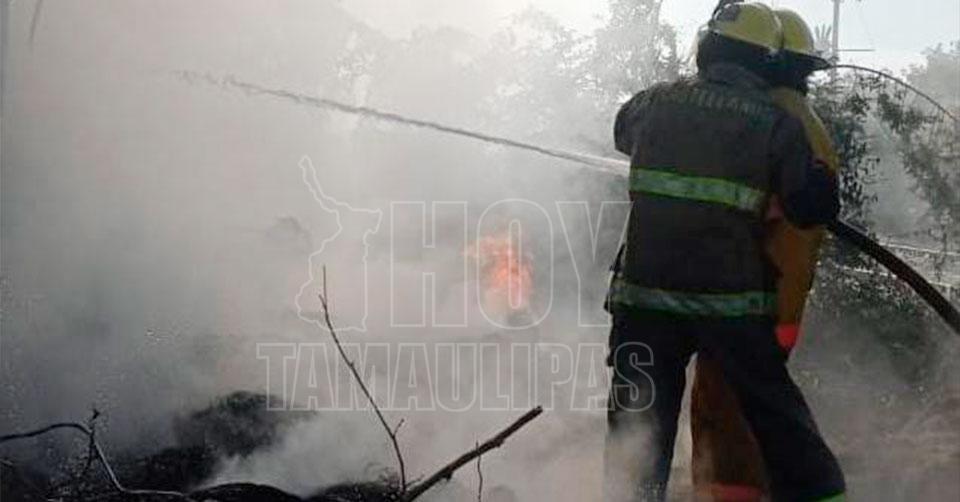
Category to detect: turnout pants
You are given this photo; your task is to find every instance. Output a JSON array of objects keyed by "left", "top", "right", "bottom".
[
  {"left": 604, "top": 310, "right": 844, "bottom": 502},
  {"left": 691, "top": 355, "right": 768, "bottom": 501}
]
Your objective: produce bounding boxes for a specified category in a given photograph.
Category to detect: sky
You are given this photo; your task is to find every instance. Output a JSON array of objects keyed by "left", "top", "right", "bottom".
[{"left": 343, "top": 0, "right": 960, "bottom": 72}]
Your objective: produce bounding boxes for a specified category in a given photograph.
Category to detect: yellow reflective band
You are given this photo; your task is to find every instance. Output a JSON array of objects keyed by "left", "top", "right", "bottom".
[
  {"left": 610, "top": 279, "right": 776, "bottom": 317},
  {"left": 630, "top": 168, "right": 765, "bottom": 212}
]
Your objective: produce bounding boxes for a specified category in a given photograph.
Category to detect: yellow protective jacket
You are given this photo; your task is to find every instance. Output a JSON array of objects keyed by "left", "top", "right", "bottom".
[{"left": 766, "top": 87, "right": 840, "bottom": 348}]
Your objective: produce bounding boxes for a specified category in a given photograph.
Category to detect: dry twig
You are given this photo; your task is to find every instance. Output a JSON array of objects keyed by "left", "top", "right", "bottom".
[
  {"left": 50, "top": 408, "right": 101, "bottom": 500},
  {"left": 0, "top": 421, "right": 192, "bottom": 500},
  {"left": 475, "top": 440, "right": 483, "bottom": 502},
  {"left": 317, "top": 265, "right": 407, "bottom": 493},
  {"left": 403, "top": 406, "right": 544, "bottom": 502}
]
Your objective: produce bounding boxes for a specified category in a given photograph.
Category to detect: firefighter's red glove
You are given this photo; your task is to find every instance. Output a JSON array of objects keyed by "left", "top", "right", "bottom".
[{"left": 776, "top": 324, "right": 800, "bottom": 356}]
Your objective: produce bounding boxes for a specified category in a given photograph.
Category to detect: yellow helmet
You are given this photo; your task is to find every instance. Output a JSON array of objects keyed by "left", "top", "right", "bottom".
[
  {"left": 708, "top": 2, "right": 782, "bottom": 54},
  {"left": 774, "top": 8, "right": 831, "bottom": 69}
]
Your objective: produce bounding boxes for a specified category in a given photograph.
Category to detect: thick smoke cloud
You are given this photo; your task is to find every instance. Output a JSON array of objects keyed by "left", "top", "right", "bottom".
[
  {"left": 1, "top": 1, "right": 622, "bottom": 493},
  {"left": 2, "top": 1, "right": 957, "bottom": 500}
]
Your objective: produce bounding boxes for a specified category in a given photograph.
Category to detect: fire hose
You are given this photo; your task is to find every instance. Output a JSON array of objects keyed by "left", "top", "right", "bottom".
[
  {"left": 828, "top": 220, "right": 960, "bottom": 334},
  {"left": 178, "top": 71, "right": 960, "bottom": 336}
]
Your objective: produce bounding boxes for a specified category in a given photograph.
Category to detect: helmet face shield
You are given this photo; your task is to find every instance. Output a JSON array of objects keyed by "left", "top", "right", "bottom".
[{"left": 805, "top": 53, "right": 832, "bottom": 72}]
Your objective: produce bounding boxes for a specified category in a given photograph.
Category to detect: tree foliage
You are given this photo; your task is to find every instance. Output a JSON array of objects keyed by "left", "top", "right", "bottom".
[
  {"left": 809, "top": 64, "right": 959, "bottom": 381},
  {"left": 905, "top": 41, "right": 960, "bottom": 112},
  {"left": 477, "top": 0, "right": 681, "bottom": 155}
]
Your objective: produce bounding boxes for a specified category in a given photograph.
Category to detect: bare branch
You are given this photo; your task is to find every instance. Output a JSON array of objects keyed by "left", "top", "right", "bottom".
[
  {"left": 403, "top": 406, "right": 544, "bottom": 502},
  {"left": 75, "top": 408, "right": 103, "bottom": 498},
  {"left": 393, "top": 418, "right": 406, "bottom": 438},
  {"left": 475, "top": 440, "right": 483, "bottom": 502},
  {"left": 0, "top": 421, "right": 192, "bottom": 500},
  {"left": 317, "top": 265, "right": 407, "bottom": 493},
  {"left": 52, "top": 408, "right": 101, "bottom": 500}
]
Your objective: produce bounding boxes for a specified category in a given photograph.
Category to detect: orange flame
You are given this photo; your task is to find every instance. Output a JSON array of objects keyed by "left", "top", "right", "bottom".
[{"left": 468, "top": 230, "right": 533, "bottom": 314}]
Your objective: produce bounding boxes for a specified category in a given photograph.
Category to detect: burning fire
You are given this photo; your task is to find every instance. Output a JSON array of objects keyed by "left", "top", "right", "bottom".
[{"left": 468, "top": 229, "right": 534, "bottom": 316}]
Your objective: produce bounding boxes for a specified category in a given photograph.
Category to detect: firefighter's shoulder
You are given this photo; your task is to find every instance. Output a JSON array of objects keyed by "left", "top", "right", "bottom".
[{"left": 769, "top": 87, "right": 840, "bottom": 173}]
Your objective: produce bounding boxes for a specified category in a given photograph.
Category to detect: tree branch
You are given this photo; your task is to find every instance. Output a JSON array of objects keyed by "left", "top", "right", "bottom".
[
  {"left": 475, "top": 440, "right": 483, "bottom": 502},
  {"left": 0, "top": 421, "right": 192, "bottom": 500},
  {"left": 403, "top": 406, "right": 543, "bottom": 502},
  {"left": 317, "top": 265, "right": 407, "bottom": 493}
]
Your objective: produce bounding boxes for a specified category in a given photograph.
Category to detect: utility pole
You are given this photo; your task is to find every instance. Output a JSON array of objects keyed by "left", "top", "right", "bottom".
[
  {"left": 826, "top": 0, "right": 873, "bottom": 69},
  {"left": 1, "top": 0, "right": 8, "bottom": 118},
  {"left": 831, "top": 0, "right": 842, "bottom": 61}
]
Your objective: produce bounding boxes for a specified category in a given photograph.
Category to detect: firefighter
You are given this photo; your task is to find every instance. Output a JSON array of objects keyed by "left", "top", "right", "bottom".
[
  {"left": 689, "top": 8, "right": 840, "bottom": 501},
  {"left": 604, "top": 3, "right": 845, "bottom": 501}
]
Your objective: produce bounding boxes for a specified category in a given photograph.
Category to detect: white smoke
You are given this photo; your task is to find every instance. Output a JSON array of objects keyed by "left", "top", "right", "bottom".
[{"left": 2, "top": 1, "right": 957, "bottom": 501}]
